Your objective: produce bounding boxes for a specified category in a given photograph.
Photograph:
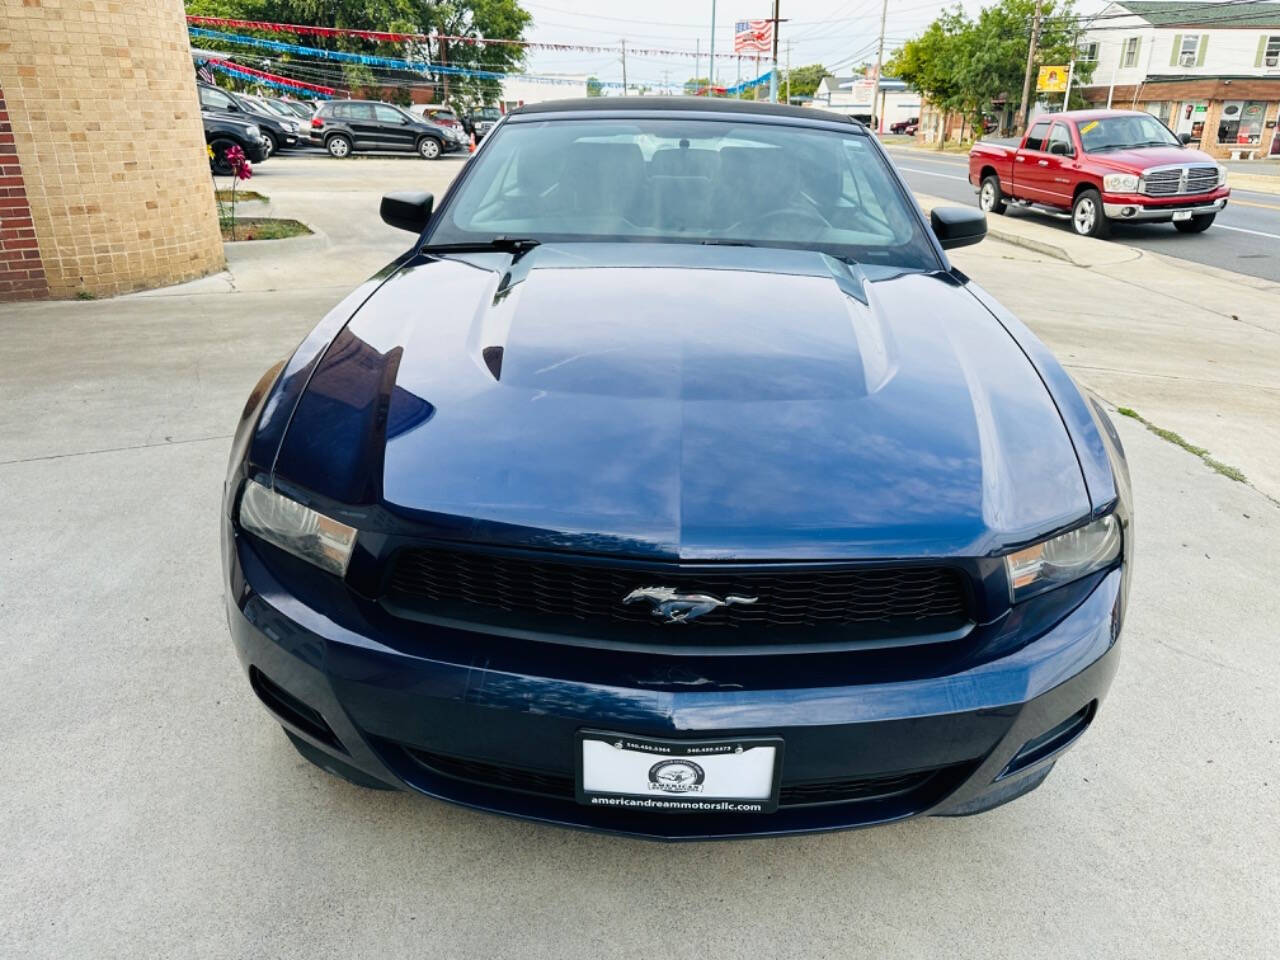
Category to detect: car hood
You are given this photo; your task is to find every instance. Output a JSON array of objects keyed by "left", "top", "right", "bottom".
[
  {"left": 274, "top": 245, "right": 1090, "bottom": 560},
  {"left": 1087, "top": 145, "right": 1217, "bottom": 171}
]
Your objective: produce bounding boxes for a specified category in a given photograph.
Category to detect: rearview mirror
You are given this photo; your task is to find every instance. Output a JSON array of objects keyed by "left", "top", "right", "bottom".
[
  {"left": 930, "top": 207, "right": 986, "bottom": 250},
  {"left": 1178, "top": 132, "right": 1192, "bottom": 145},
  {"left": 1049, "top": 141, "right": 1071, "bottom": 156},
  {"left": 380, "top": 191, "right": 434, "bottom": 233}
]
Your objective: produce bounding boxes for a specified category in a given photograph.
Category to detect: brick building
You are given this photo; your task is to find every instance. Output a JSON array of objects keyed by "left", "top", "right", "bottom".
[{"left": 0, "top": 0, "right": 223, "bottom": 301}]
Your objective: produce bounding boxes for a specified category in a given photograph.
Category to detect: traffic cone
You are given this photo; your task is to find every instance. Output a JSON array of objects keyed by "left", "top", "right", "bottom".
[{"left": 468, "top": 131, "right": 476, "bottom": 154}]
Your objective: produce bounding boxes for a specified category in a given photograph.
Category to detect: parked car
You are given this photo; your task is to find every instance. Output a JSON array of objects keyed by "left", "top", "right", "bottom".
[
  {"left": 969, "top": 109, "right": 1229, "bottom": 237},
  {"left": 224, "top": 97, "right": 1132, "bottom": 839},
  {"left": 889, "top": 116, "right": 919, "bottom": 135},
  {"left": 309, "top": 99, "right": 465, "bottom": 159},
  {"left": 203, "top": 111, "right": 269, "bottom": 175},
  {"left": 197, "top": 82, "right": 304, "bottom": 157},
  {"left": 410, "top": 105, "right": 464, "bottom": 132},
  {"left": 461, "top": 105, "right": 502, "bottom": 141},
  {"left": 272, "top": 98, "right": 316, "bottom": 122}
]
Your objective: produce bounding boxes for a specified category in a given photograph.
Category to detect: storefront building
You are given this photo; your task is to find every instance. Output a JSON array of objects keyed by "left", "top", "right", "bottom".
[{"left": 1077, "top": 2, "right": 1280, "bottom": 160}]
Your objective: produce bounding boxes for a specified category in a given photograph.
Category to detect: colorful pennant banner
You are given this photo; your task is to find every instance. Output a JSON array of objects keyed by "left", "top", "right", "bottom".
[
  {"left": 204, "top": 58, "right": 336, "bottom": 96},
  {"left": 186, "top": 14, "right": 749, "bottom": 60}
]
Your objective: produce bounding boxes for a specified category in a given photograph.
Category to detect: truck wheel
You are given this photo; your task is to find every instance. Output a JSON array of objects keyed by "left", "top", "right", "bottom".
[
  {"left": 1072, "top": 189, "right": 1111, "bottom": 239},
  {"left": 1174, "top": 213, "right": 1215, "bottom": 233},
  {"left": 978, "top": 175, "right": 1007, "bottom": 215}
]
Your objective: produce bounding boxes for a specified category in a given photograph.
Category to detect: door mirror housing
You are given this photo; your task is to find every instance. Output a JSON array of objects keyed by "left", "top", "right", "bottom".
[
  {"left": 1178, "top": 132, "right": 1193, "bottom": 145},
  {"left": 930, "top": 207, "right": 987, "bottom": 250},
  {"left": 380, "top": 191, "right": 434, "bottom": 233},
  {"left": 1049, "top": 141, "right": 1072, "bottom": 156}
]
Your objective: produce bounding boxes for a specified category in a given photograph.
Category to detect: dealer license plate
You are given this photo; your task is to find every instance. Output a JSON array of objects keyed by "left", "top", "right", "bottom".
[
  {"left": 576, "top": 730, "right": 783, "bottom": 814},
  {"left": 1172, "top": 211, "right": 1193, "bottom": 222}
]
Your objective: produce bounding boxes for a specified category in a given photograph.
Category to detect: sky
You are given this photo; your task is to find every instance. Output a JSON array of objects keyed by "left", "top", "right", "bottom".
[{"left": 517, "top": 0, "right": 1110, "bottom": 91}]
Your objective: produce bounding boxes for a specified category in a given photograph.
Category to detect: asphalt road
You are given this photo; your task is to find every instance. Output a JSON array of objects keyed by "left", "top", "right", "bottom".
[{"left": 884, "top": 146, "right": 1280, "bottom": 283}]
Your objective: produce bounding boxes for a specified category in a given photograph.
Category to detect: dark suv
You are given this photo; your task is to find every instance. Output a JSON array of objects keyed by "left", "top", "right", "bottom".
[
  {"left": 203, "top": 112, "right": 270, "bottom": 174},
  {"left": 309, "top": 100, "right": 464, "bottom": 160},
  {"left": 198, "top": 83, "right": 303, "bottom": 157}
]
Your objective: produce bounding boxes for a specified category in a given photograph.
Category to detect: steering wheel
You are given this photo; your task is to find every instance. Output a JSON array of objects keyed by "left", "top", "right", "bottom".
[{"left": 728, "top": 205, "right": 832, "bottom": 238}]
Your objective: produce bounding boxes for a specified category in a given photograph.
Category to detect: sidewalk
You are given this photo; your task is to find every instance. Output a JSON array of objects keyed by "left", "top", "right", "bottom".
[{"left": 917, "top": 191, "right": 1280, "bottom": 500}]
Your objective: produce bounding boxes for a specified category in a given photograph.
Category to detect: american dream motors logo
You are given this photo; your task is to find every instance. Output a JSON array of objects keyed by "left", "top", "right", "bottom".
[{"left": 648, "top": 759, "right": 705, "bottom": 794}]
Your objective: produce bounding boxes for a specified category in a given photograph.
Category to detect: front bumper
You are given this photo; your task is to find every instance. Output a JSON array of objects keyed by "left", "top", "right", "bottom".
[
  {"left": 1103, "top": 193, "right": 1228, "bottom": 220},
  {"left": 224, "top": 528, "right": 1124, "bottom": 840}
]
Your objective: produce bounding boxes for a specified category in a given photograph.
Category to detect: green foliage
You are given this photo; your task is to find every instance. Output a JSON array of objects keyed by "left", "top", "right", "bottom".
[
  {"left": 184, "top": 0, "right": 531, "bottom": 109},
  {"left": 586, "top": 76, "right": 603, "bottom": 97},
  {"left": 683, "top": 76, "right": 711, "bottom": 96},
  {"left": 783, "top": 63, "right": 827, "bottom": 100},
  {"left": 886, "top": 0, "right": 1095, "bottom": 134}
]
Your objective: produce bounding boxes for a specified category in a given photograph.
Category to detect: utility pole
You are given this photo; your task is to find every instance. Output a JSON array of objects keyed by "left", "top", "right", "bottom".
[
  {"left": 1016, "top": 0, "right": 1044, "bottom": 134},
  {"left": 621, "top": 38, "right": 628, "bottom": 95},
  {"left": 768, "top": 0, "right": 781, "bottom": 103},
  {"left": 871, "top": 0, "right": 888, "bottom": 132},
  {"left": 696, "top": 38, "right": 701, "bottom": 95},
  {"left": 709, "top": 1, "right": 717, "bottom": 95}
]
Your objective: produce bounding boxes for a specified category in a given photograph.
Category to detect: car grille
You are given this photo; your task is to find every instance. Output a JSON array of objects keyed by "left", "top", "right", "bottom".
[
  {"left": 401, "top": 746, "right": 955, "bottom": 809},
  {"left": 1143, "top": 165, "right": 1218, "bottom": 197},
  {"left": 384, "top": 545, "right": 970, "bottom": 633}
]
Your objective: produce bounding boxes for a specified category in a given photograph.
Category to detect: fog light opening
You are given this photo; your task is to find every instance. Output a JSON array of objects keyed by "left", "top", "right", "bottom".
[{"left": 999, "top": 700, "right": 1097, "bottom": 779}]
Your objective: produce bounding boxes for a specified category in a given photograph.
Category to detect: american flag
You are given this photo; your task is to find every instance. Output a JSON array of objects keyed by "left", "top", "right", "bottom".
[
  {"left": 734, "top": 19, "right": 773, "bottom": 54},
  {"left": 197, "top": 62, "right": 216, "bottom": 85}
]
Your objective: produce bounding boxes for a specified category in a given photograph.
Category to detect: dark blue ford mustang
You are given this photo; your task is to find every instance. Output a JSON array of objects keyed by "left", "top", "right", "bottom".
[{"left": 222, "top": 99, "right": 1132, "bottom": 839}]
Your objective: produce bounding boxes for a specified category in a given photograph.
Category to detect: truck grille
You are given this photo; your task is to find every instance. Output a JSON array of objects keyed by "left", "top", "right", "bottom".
[
  {"left": 1143, "top": 165, "right": 1218, "bottom": 197},
  {"left": 384, "top": 545, "right": 970, "bottom": 634}
]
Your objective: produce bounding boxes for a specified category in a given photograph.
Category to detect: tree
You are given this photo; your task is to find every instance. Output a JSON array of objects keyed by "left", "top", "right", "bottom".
[
  {"left": 586, "top": 76, "right": 603, "bottom": 97},
  {"left": 782, "top": 63, "right": 827, "bottom": 100},
  {"left": 887, "top": 0, "right": 1094, "bottom": 144},
  {"left": 683, "top": 76, "right": 711, "bottom": 96},
  {"left": 184, "top": 0, "right": 531, "bottom": 108}
]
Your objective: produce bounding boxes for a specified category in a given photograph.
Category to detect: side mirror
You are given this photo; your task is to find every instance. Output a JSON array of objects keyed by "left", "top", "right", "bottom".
[
  {"left": 380, "top": 191, "right": 434, "bottom": 233},
  {"left": 1049, "top": 141, "right": 1071, "bottom": 156},
  {"left": 1179, "top": 132, "right": 1192, "bottom": 145},
  {"left": 931, "top": 207, "right": 987, "bottom": 250}
]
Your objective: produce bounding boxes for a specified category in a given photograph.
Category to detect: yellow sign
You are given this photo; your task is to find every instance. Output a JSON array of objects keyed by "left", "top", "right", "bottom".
[{"left": 1037, "top": 65, "right": 1068, "bottom": 93}]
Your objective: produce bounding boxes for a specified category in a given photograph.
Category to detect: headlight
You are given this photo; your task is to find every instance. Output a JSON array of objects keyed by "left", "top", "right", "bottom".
[
  {"left": 1103, "top": 173, "right": 1140, "bottom": 193},
  {"left": 1216, "top": 165, "right": 1228, "bottom": 187},
  {"left": 1005, "top": 514, "right": 1121, "bottom": 602},
  {"left": 238, "top": 480, "right": 357, "bottom": 577},
  {"left": 246, "top": 124, "right": 261, "bottom": 140}
]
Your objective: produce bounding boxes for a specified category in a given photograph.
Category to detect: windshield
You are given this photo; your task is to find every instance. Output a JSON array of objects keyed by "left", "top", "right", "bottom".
[
  {"left": 1079, "top": 114, "right": 1180, "bottom": 153},
  {"left": 429, "top": 117, "right": 938, "bottom": 270}
]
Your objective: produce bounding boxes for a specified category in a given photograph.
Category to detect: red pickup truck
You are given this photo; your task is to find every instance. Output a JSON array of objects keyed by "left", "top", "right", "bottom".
[{"left": 968, "top": 109, "right": 1229, "bottom": 239}]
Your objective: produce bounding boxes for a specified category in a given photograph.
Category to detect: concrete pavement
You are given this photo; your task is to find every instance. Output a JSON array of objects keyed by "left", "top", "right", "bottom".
[{"left": 3, "top": 154, "right": 1278, "bottom": 959}]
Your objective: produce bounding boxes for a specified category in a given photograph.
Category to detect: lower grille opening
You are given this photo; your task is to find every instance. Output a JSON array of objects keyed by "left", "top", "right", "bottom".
[
  {"left": 1001, "top": 700, "right": 1096, "bottom": 778},
  {"left": 249, "top": 667, "right": 344, "bottom": 752},
  {"left": 401, "top": 745, "right": 959, "bottom": 810}
]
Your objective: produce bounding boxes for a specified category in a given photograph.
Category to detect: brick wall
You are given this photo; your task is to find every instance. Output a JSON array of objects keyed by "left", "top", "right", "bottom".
[
  {"left": 0, "top": 0, "right": 224, "bottom": 301},
  {"left": 0, "top": 88, "right": 48, "bottom": 299}
]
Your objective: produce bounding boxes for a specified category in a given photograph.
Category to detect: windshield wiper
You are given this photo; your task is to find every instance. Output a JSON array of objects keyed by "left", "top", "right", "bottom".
[
  {"left": 699, "top": 239, "right": 758, "bottom": 247},
  {"left": 422, "top": 236, "right": 542, "bottom": 256}
]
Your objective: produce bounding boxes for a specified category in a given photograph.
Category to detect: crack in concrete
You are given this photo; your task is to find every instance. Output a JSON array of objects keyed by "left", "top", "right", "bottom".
[{"left": 0, "top": 434, "right": 233, "bottom": 467}]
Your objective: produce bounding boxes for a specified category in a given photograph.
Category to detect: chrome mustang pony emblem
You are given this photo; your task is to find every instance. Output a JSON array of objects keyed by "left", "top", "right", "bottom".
[{"left": 623, "top": 586, "right": 758, "bottom": 624}]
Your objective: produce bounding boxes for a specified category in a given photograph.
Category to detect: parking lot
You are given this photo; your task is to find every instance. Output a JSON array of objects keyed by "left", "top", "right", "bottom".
[{"left": 3, "top": 152, "right": 1278, "bottom": 958}]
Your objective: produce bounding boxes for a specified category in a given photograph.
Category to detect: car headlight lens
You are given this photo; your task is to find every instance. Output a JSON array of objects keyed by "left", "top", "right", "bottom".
[
  {"left": 1103, "top": 173, "right": 1140, "bottom": 193},
  {"left": 1005, "top": 514, "right": 1121, "bottom": 602},
  {"left": 1216, "top": 165, "right": 1228, "bottom": 187},
  {"left": 238, "top": 480, "right": 357, "bottom": 577},
  {"left": 246, "top": 124, "right": 261, "bottom": 140}
]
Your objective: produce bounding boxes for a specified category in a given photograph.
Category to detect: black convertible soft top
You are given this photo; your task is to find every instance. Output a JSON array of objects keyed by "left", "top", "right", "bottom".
[{"left": 508, "top": 96, "right": 862, "bottom": 128}]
